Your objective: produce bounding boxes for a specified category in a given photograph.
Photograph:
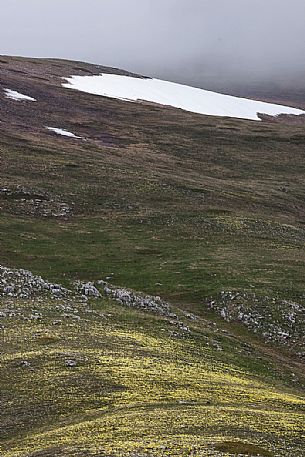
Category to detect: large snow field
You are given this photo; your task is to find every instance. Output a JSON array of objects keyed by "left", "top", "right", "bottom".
[{"left": 62, "top": 74, "right": 304, "bottom": 121}]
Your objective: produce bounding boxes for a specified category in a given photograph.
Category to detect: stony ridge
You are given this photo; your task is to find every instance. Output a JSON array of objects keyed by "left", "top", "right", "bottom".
[
  {"left": 207, "top": 291, "right": 305, "bottom": 359},
  {"left": 2, "top": 264, "right": 304, "bottom": 353},
  {"left": 0, "top": 265, "right": 172, "bottom": 314},
  {"left": 0, "top": 265, "right": 71, "bottom": 299}
]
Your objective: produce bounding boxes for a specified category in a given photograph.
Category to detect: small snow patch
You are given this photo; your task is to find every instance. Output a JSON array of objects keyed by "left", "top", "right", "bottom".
[
  {"left": 46, "top": 127, "right": 81, "bottom": 139},
  {"left": 4, "top": 89, "right": 36, "bottom": 102}
]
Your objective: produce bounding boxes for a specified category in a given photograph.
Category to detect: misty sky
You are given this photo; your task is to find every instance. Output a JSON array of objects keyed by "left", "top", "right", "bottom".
[{"left": 1, "top": 0, "right": 305, "bottom": 89}]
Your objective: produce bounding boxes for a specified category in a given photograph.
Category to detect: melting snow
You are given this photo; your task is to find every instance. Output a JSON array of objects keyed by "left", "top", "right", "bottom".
[
  {"left": 63, "top": 74, "right": 304, "bottom": 121},
  {"left": 46, "top": 127, "right": 81, "bottom": 139},
  {"left": 4, "top": 89, "right": 36, "bottom": 102}
]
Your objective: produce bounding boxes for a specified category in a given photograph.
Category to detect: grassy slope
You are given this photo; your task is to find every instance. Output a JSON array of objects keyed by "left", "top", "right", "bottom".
[
  {"left": 0, "top": 56, "right": 305, "bottom": 455},
  {"left": 1, "top": 61, "right": 305, "bottom": 304},
  {"left": 1, "top": 295, "right": 304, "bottom": 457}
]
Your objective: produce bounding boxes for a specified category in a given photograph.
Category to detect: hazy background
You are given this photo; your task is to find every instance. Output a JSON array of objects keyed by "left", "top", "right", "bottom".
[{"left": 1, "top": 0, "right": 305, "bottom": 93}]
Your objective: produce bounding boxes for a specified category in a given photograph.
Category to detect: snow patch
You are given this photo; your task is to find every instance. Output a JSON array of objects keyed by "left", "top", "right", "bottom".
[
  {"left": 62, "top": 74, "right": 305, "bottom": 121},
  {"left": 46, "top": 127, "right": 81, "bottom": 139},
  {"left": 4, "top": 89, "right": 36, "bottom": 102}
]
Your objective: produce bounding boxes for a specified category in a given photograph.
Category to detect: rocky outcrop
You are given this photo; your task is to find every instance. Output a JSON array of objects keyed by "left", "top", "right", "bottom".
[
  {"left": 0, "top": 265, "right": 71, "bottom": 299},
  {"left": 99, "top": 280, "right": 174, "bottom": 317},
  {"left": 207, "top": 291, "right": 305, "bottom": 358},
  {"left": 0, "top": 266, "right": 192, "bottom": 338}
]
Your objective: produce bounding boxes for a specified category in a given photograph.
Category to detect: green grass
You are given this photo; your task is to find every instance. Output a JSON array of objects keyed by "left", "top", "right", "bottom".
[{"left": 1, "top": 214, "right": 305, "bottom": 305}]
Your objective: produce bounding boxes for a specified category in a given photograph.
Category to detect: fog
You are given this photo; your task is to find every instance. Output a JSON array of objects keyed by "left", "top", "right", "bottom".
[{"left": 1, "top": 0, "right": 305, "bottom": 90}]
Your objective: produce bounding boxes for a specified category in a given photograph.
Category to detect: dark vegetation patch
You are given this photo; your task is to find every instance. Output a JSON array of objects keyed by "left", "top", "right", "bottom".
[
  {"left": 214, "top": 441, "right": 274, "bottom": 456},
  {"left": 26, "top": 447, "right": 67, "bottom": 457}
]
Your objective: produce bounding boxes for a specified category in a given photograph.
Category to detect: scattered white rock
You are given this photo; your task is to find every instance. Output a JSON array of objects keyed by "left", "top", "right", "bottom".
[
  {"left": 0, "top": 264, "right": 190, "bottom": 333},
  {"left": 0, "top": 265, "right": 71, "bottom": 299},
  {"left": 207, "top": 291, "right": 305, "bottom": 356},
  {"left": 19, "top": 360, "right": 31, "bottom": 368},
  {"left": 103, "top": 283, "right": 171, "bottom": 316},
  {"left": 77, "top": 282, "right": 100, "bottom": 298},
  {"left": 65, "top": 359, "right": 77, "bottom": 368}
]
